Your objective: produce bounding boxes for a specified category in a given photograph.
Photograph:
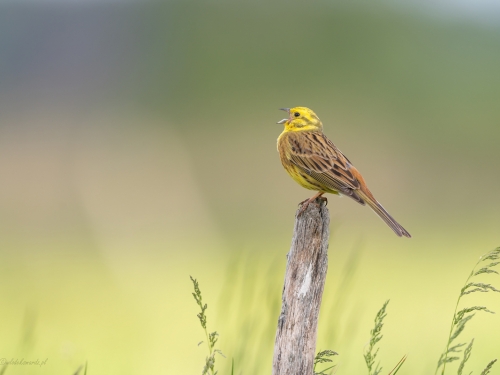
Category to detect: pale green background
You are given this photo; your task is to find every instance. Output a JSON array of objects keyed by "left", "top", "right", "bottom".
[{"left": 0, "top": 1, "right": 499, "bottom": 374}]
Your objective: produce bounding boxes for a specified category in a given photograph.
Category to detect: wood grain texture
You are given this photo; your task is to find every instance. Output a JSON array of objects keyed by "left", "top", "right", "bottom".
[{"left": 272, "top": 199, "right": 330, "bottom": 375}]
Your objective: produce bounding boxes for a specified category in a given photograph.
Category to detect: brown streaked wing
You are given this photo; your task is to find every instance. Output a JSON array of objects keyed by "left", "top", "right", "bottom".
[{"left": 286, "top": 131, "right": 364, "bottom": 201}]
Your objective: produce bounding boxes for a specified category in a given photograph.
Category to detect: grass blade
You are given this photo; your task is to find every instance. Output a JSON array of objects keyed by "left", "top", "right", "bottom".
[{"left": 388, "top": 354, "right": 407, "bottom": 375}]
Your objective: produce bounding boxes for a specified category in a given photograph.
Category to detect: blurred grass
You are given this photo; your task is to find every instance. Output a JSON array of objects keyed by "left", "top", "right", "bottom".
[{"left": 0, "top": 0, "right": 499, "bottom": 374}]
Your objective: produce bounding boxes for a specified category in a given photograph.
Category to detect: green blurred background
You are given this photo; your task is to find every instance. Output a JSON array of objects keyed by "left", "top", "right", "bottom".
[{"left": 1, "top": 0, "right": 499, "bottom": 374}]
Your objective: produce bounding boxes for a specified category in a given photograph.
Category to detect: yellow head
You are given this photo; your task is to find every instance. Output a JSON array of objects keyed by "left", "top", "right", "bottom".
[{"left": 277, "top": 107, "right": 323, "bottom": 132}]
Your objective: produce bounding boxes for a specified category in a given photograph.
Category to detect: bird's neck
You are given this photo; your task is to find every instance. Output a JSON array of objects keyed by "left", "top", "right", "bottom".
[
  {"left": 283, "top": 124, "right": 322, "bottom": 133},
  {"left": 277, "top": 127, "right": 322, "bottom": 150}
]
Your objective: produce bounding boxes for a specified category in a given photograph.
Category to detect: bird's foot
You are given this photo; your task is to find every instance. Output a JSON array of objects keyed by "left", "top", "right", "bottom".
[
  {"left": 297, "top": 198, "right": 314, "bottom": 216},
  {"left": 297, "top": 193, "right": 326, "bottom": 216}
]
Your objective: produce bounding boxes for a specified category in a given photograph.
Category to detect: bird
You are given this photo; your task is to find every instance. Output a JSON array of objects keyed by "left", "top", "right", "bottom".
[{"left": 276, "top": 107, "right": 411, "bottom": 238}]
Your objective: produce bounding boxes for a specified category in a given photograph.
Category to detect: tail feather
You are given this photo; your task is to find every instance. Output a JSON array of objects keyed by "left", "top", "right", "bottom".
[{"left": 357, "top": 192, "right": 411, "bottom": 238}]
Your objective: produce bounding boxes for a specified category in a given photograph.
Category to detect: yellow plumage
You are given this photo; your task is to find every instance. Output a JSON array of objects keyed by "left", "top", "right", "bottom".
[{"left": 276, "top": 107, "right": 411, "bottom": 238}]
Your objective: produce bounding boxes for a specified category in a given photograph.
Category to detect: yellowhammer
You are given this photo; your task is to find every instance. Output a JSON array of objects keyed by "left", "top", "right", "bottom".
[{"left": 277, "top": 107, "right": 411, "bottom": 238}]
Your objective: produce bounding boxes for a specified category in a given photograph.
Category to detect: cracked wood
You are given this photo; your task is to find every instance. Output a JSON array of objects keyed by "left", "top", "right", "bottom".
[{"left": 272, "top": 199, "right": 330, "bottom": 375}]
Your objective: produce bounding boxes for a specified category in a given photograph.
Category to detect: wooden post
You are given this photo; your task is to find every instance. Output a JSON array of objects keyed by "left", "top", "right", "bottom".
[{"left": 272, "top": 199, "right": 330, "bottom": 375}]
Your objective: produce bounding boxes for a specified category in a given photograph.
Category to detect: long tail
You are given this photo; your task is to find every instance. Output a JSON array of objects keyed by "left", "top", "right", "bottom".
[{"left": 357, "top": 191, "right": 411, "bottom": 238}]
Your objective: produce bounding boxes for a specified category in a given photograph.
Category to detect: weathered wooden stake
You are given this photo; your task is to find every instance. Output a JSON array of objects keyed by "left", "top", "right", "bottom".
[{"left": 272, "top": 199, "right": 330, "bottom": 375}]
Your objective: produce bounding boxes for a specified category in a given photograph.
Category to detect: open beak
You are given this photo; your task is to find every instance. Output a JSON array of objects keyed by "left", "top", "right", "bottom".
[{"left": 277, "top": 108, "right": 290, "bottom": 124}]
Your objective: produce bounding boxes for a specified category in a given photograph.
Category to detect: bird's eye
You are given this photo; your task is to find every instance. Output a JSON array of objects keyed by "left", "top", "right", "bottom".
[{"left": 294, "top": 112, "right": 300, "bottom": 117}]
